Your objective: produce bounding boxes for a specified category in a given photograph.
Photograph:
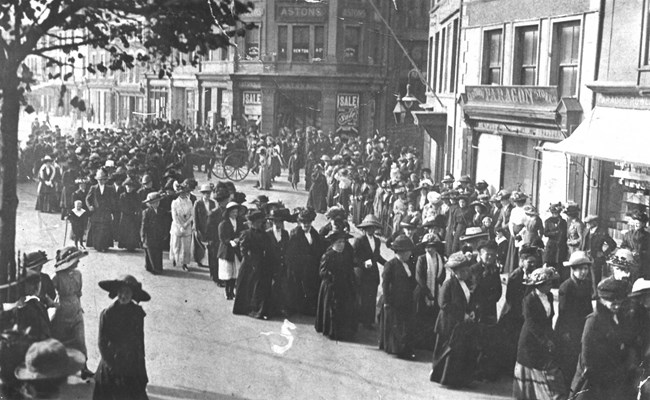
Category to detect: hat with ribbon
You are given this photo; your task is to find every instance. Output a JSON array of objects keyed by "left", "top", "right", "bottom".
[
  {"left": 563, "top": 251, "right": 592, "bottom": 268},
  {"left": 607, "top": 248, "right": 638, "bottom": 270},
  {"left": 143, "top": 191, "right": 164, "bottom": 204},
  {"left": 459, "top": 227, "right": 488, "bottom": 242},
  {"left": 548, "top": 202, "right": 564, "bottom": 214},
  {"left": 23, "top": 251, "right": 50, "bottom": 270},
  {"left": 225, "top": 201, "right": 241, "bottom": 211},
  {"left": 627, "top": 209, "right": 649, "bottom": 224},
  {"left": 511, "top": 191, "right": 528, "bottom": 202},
  {"left": 268, "top": 208, "right": 291, "bottom": 221},
  {"left": 297, "top": 208, "right": 317, "bottom": 223},
  {"left": 391, "top": 235, "right": 415, "bottom": 252},
  {"left": 445, "top": 252, "right": 472, "bottom": 270},
  {"left": 523, "top": 205, "right": 538, "bottom": 216},
  {"left": 524, "top": 266, "right": 559, "bottom": 286},
  {"left": 420, "top": 233, "right": 441, "bottom": 247},
  {"left": 441, "top": 174, "right": 455, "bottom": 184},
  {"left": 458, "top": 175, "right": 472, "bottom": 184},
  {"left": 199, "top": 183, "right": 213, "bottom": 193},
  {"left": 495, "top": 189, "right": 511, "bottom": 200},
  {"left": 357, "top": 214, "right": 382, "bottom": 229},
  {"left": 564, "top": 202, "right": 581, "bottom": 215},
  {"left": 14, "top": 339, "right": 85, "bottom": 381},
  {"left": 583, "top": 214, "right": 600, "bottom": 224},
  {"left": 98, "top": 274, "right": 151, "bottom": 302},
  {"left": 247, "top": 210, "right": 265, "bottom": 223},
  {"left": 54, "top": 246, "right": 88, "bottom": 272}
]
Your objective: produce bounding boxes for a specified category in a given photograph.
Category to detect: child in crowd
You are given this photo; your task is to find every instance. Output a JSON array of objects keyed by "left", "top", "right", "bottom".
[{"left": 67, "top": 200, "right": 88, "bottom": 249}]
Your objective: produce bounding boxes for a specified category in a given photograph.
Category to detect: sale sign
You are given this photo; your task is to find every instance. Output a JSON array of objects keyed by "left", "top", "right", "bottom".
[{"left": 336, "top": 93, "right": 359, "bottom": 134}]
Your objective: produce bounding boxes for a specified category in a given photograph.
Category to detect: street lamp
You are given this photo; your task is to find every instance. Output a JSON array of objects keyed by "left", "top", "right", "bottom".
[
  {"left": 401, "top": 82, "right": 420, "bottom": 110},
  {"left": 393, "top": 96, "right": 407, "bottom": 124}
]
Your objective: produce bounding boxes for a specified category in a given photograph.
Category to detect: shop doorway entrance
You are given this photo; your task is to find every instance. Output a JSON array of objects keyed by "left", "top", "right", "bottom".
[{"left": 275, "top": 90, "right": 322, "bottom": 133}]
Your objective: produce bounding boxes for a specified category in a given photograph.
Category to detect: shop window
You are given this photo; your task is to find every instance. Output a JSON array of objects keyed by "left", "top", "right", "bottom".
[
  {"left": 432, "top": 32, "right": 439, "bottom": 93},
  {"left": 343, "top": 26, "right": 361, "bottom": 63},
  {"left": 644, "top": 4, "right": 650, "bottom": 66},
  {"left": 220, "top": 47, "right": 229, "bottom": 61},
  {"left": 513, "top": 25, "right": 539, "bottom": 85},
  {"left": 427, "top": 36, "right": 433, "bottom": 85},
  {"left": 551, "top": 20, "right": 580, "bottom": 97},
  {"left": 278, "top": 26, "right": 288, "bottom": 61},
  {"left": 449, "top": 18, "right": 459, "bottom": 91},
  {"left": 292, "top": 25, "right": 310, "bottom": 62},
  {"left": 244, "top": 25, "right": 260, "bottom": 60},
  {"left": 314, "top": 26, "right": 325, "bottom": 60},
  {"left": 482, "top": 29, "right": 503, "bottom": 85},
  {"left": 437, "top": 27, "right": 446, "bottom": 92}
]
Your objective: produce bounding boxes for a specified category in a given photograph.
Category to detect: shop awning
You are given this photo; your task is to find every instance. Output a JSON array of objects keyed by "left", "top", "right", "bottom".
[{"left": 541, "top": 106, "right": 650, "bottom": 167}]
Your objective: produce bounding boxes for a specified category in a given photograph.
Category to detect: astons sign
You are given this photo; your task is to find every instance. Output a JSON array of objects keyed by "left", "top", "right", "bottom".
[{"left": 276, "top": 3, "right": 327, "bottom": 22}]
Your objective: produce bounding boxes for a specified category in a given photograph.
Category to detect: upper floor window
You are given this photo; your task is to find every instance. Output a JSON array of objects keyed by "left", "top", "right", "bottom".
[
  {"left": 551, "top": 20, "right": 580, "bottom": 97},
  {"left": 343, "top": 26, "right": 361, "bottom": 63},
  {"left": 644, "top": 5, "right": 650, "bottom": 66},
  {"left": 292, "top": 25, "right": 310, "bottom": 62},
  {"left": 314, "top": 26, "right": 325, "bottom": 60},
  {"left": 277, "top": 25, "right": 325, "bottom": 63},
  {"left": 513, "top": 25, "right": 539, "bottom": 85},
  {"left": 278, "top": 26, "right": 288, "bottom": 61},
  {"left": 244, "top": 25, "right": 260, "bottom": 60},
  {"left": 482, "top": 29, "right": 503, "bottom": 85}
]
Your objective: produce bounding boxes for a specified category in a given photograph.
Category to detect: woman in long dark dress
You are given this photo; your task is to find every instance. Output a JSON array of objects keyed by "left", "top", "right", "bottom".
[
  {"left": 315, "top": 232, "right": 358, "bottom": 341},
  {"left": 233, "top": 211, "right": 273, "bottom": 319},
  {"left": 379, "top": 235, "right": 417, "bottom": 360},
  {"left": 117, "top": 178, "right": 141, "bottom": 251},
  {"left": 513, "top": 266, "right": 567, "bottom": 400},
  {"left": 307, "top": 164, "right": 328, "bottom": 213},
  {"left": 352, "top": 214, "right": 385, "bottom": 329},
  {"left": 94, "top": 275, "right": 150, "bottom": 400},
  {"left": 35, "top": 155, "right": 58, "bottom": 213},
  {"left": 543, "top": 203, "right": 568, "bottom": 276},
  {"left": 413, "top": 233, "right": 446, "bottom": 350},
  {"left": 430, "top": 252, "right": 478, "bottom": 388}
]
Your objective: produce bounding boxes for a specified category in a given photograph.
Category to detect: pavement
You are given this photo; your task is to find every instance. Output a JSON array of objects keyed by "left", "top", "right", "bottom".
[{"left": 11, "top": 168, "right": 513, "bottom": 400}]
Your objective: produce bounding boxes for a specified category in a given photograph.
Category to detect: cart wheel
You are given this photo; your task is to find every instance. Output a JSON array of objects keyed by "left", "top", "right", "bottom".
[
  {"left": 224, "top": 152, "right": 250, "bottom": 182},
  {"left": 211, "top": 158, "right": 226, "bottom": 179}
]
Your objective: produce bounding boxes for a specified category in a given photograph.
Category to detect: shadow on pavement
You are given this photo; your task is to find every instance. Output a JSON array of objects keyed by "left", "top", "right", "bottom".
[
  {"left": 158, "top": 267, "right": 213, "bottom": 282},
  {"left": 147, "top": 384, "right": 249, "bottom": 400}
]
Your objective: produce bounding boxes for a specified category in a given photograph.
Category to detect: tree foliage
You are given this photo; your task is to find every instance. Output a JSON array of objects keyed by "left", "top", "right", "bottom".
[{"left": 0, "top": 0, "right": 254, "bottom": 107}]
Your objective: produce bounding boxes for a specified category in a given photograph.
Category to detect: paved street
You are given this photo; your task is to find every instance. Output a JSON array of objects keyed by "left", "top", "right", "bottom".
[{"left": 15, "top": 169, "right": 512, "bottom": 400}]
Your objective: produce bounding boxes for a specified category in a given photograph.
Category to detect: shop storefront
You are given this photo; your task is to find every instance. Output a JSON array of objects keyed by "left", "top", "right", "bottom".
[
  {"left": 460, "top": 85, "right": 583, "bottom": 206},
  {"left": 543, "top": 84, "right": 650, "bottom": 242}
]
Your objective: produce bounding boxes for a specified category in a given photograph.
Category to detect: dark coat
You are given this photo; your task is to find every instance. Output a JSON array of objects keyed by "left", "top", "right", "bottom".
[
  {"left": 93, "top": 301, "right": 148, "bottom": 400},
  {"left": 470, "top": 261, "right": 502, "bottom": 324},
  {"left": 117, "top": 191, "right": 141, "bottom": 250},
  {"left": 516, "top": 290, "right": 556, "bottom": 370},
  {"left": 217, "top": 217, "right": 245, "bottom": 261},
  {"left": 233, "top": 228, "right": 273, "bottom": 317},
  {"left": 382, "top": 257, "right": 416, "bottom": 312},
  {"left": 580, "top": 226, "right": 616, "bottom": 261},
  {"left": 285, "top": 226, "right": 326, "bottom": 315},
  {"left": 86, "top": 184, "right": 117, "bottom": 223},
  {"left": 543, "top": 216, "right": 568, "bottom": 266},
  {"left": 621, "top": 229, "right": 650, "bottom": 277},
  {"left": 267, "top": 227, "right": 290, "bottom": 315},
  {"left": 140, "top": 207, "right": 166, "bottom": 249},
  {"left": 414, "top": 252, "right": 446, "bottom": 310},
  {"left": 434, "top": 275, "right": 472, "bottom": 339},
  {"left": 379, "top": 257, "right": 416, "bottom": 356},
  {"left": 571, "top": 303, "right": 634, "bottom": 400},
  {"left": 555, "top": 276, "right": 592, "bottom": 380},
  {"left": 14, "top": 297, "right": 51, "bottom": 341},
  {"left": 352, "top": 234, "right": 385, "bottom": 325},
  {"left": 193, "top": 199, "right": 216, "bottom": 240}
]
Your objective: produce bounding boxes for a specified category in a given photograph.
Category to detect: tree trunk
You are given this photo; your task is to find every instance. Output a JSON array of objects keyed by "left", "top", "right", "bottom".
[{"left": 0, "top": 72, "right": 20, "bottom": 302}]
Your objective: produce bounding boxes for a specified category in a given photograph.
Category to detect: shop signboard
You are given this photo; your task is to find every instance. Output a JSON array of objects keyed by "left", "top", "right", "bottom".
[
  {"left": 474, "top": 121, "right": 564, "bottom": 142},
  {"left": 276, "top": 3, "right": 327, "bottom": 22},
  {"left": 465, "top": 85, "right": 559, "bottom": 108},
  {"left": 243, "top": 91, "right": 262, "bottom": 120},
  {"left": 336, "top": 93, "right": 359, "bottom": 134}
]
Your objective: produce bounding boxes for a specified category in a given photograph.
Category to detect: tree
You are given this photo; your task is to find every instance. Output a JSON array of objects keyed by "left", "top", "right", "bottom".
[{"left": 0, "top": 0, "right": 253, "bottom": 299}]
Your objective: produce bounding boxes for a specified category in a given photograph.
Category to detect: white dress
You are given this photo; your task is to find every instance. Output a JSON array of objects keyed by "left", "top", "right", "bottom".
[{"left": 170, "top": 196, "right": 194, "bottom": 265}]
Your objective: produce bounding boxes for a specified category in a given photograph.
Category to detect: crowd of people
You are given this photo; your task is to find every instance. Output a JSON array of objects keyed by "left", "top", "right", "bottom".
[{"left": 3, "top": 119, "right": 650, "bottom": 399}]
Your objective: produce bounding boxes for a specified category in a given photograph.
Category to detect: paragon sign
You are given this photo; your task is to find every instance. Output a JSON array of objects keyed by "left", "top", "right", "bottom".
[
  {"left": 465, "top": 85, "right": 559, "bottom": 107},
  {"left": 276, "top": 3, "right": 327, "bottom": 22},
  {"left": 336, "top": 93, "right": 359, "bottom": 134}
]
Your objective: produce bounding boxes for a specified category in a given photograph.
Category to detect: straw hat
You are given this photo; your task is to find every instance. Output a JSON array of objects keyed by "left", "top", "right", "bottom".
[
  {"left": 445, "top": 252, "right": 472, "bottom": 270},
  {"left": 98, "top": 274, "right": 151, "bottom": 302},
  {"left": 14, "top": 339, "right": 85, "bottom": 381},
  {"left": 563, "top": 251, "right": 592, "bottom": 268},
  {"left": 597, "top": 278, "right": 629, "bottom": 301},
  {"left": 524, "top": 266, "right": 559, "bottom": 286},
  {"left": 420, "top": 233, "right": 441, "bottom": 247},
  {"left": 143, "top": 191, "right": 164, "bottom": 204},
  {"left": 629, "top": 278, "right": 650, "bottom": 298},
  {"left": 23, "top": 251, "right": 50, "bottom": 270},
  {"left": 54, "top": 246, "right": 88, "bottom": 272},
  {"left": 199, "top": 183, "right": 213, "bottom": 193},
  {"left": 607, "top": 248, "right": 638, "bottom": 271},
  {"left": 357, "top": 214, "right": 382, "bottom": 229}
]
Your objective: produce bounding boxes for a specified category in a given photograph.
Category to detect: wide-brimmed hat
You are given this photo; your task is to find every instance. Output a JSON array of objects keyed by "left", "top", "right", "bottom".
[
  {"left": 458, "top": 175, "right": 472, "bottom": 184},
  {"left": 427, "top": 191, "right": 442, "bottom": 205},
  {"left": 511, "top": 191, "right": 528, "bottom": 202},
  {"left": 254, "top": 195, "right": 269, "bottom": 204},
  {"left": 564, "top": 202, "right": 580, "bottom": 215},
  {"left": 629, "top": 278, "right": 650, "bottom": 298},
  {"left": 357, "top": 214, "right": 382, "bottom": 229},
  {"left": 441, "top": 174, "right": 455, "bottom": 184},
  {"left": 563, "top": 251, "right": 592, "bottom": 268},
  {"left": 99, "top": 274, "right": 151, "bottom": 302},
  {"left": 400, "top": 220, "right": 417, "bottom": 230},
  {"left": 199, "top": 183, "right": 213, "bottom": 193},
  {"left": 420, "top": 233, "right": 441, "bottom": 247},
  {"left": 475, "top": 180, "right": 488, "bottom": 189},
  {"left": 607, "top": 248, "right": 638, "bottom": 270},
  {"left": 140, "top": 174, "right": 152, "bottom": 185},
  {"left": 495, "top": 189, "right": 511, "bottom": 200},
  {"left": 598, "top": 278, "right": 629, "bottom": 301},
  {"left": 268, "top": 208, "right": 291, "bottom": 221},
  {"left": 422, "top": 216, "right": 446, "bottom": 229},
  {"left": 54, "top": 246, "right": 88, "bottom": 272},
  {"left": 143, "top": 191, "right": 164, "bottom": 204},
  {"left": 297, "top": 208, "right": 317, "bottom": 223},
  {"left": 225, "top": 201, "right": 241, "bottom": 211},
  {"left": 524, "top": 266, "right": 559, "bottom": 286},
  {"left": 627, "top": 209, "right": 649, "bottom": 224},
  {"left": 519, "top": 244, "right": 541, "bottom": 259},
  {"left": 583, "top": 214, "right": 600, "bottom": 224},
  {"left": 320, "top": 155, "right": 331, "bottom": 162},
  {"left": 548, "top": 202, "right": 564, "bottom": 213},
  {"left": 122, "top": 177, "right": 138, "bottom": 188},
  {"left": 95, "top": 169, "right": 108, "bottom": 180},
  {"left": 42, "top": 155, "right": 53, "bottom": 162},
  {"left": 23, "top": 251, "right": 50, "bottom": 270},
  {"left": 459, "top": 227, "right": 488, "bottom": 242},
  {"left": 445, "top": 252, "right": 472, "bottom": 270},
  {"left": 326, "top": 231, "right": 353, "bottom": 242},
  {"left": 14, "top": 339, "right": 85, "bottom": 381},
  {"left": 391, "top": 235, "right": 415, "bottom": 252},
  {"left": 523, "top": 205, "right": 538, "bottom": 216},
  {"left": 325, "top": 206, "right": 347, "bottom": 221}
]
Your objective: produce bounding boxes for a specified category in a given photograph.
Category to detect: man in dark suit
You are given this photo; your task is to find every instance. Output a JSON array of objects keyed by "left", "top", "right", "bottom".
[
  {"left": 193, "top": 184, "right": 216, "bottom": 267},
  {"left": 13, "top": 271, "right": 51, "bottom": 341},
  {"left": 85, "top": 168, "right": 117, "bottom": 252},
  {"left": 141, "top": 192, "right": 166, "bottom": 274},
  {"left": 353, "top": 214, "right": 386, "bottom": 329},
  {"left": 621, "top": 210, "right": 650, "bottom": 278},
  {"left": 206, "top": 188, "right": 229, "bottom": 284},
  {"left": 580, "top": 214, "right": 617, "bottom": 294},
  {"left": 266, "top": 208, "right": 290, "bottom": 317}
]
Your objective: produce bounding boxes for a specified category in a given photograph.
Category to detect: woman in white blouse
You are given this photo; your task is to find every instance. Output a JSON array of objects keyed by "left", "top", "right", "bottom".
[
  {"left": 504, "top": 191, "right": 529, "bottom": 274},
  {"left": 170, "top": 183, "right": 194, "bottom": 271}
]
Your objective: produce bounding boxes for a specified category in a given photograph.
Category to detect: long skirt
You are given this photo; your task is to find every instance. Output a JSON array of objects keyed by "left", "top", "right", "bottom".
[
  {"left": 307, "top": 182, "right": 328, "bottom": 213},
  {"left": 118, "top": 214, "right": 140, "bottom": 250},
  {"left": 260, "top": 165, "right": 272, "bottom": 190},
  {"left": 51, "top": 312, "right": 87, "bottom": 356},
  {"left": 219, "top": 256, "right": 242, "bottom": 280},
  {"left": 87, "top": 220, "right": 113, "bottom": 251},
  {"left": 35, "top": 185, "right": 58, "bottom": 213},
  {"left": 144, "top": 246, "right": 163, "bottom": 274},
  {"left": 431, "top": 320, "right": 478, "bottom": 388},
  {"left": 513, "top": 362, "right": 568, "bottom": 400},
  {"left": 233, "top": 259, "right": 254, "bottom": 315},
  {"left": 357, "top": 279, "right": 379, "bottom": 326},
  {"left": 169, "top": 234, "right": 192, "bottom": 265},
  {"left": 208, "top": 242, "right": 219, "bottom": 282},
  {"left": 378, "top": 304, "right": 413, "bottom": 356},
  {"left": 93, "top": 361, "right": 148, "bottom": 400},
  {"left": 315, "top": 280, "right": 358, "bottom": 341},
  {"left": 192, "top": 234, "right": 209, "bottom": 265},
  {"left": 504, "top": 235, "right": 519, "bottom": 274}
]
